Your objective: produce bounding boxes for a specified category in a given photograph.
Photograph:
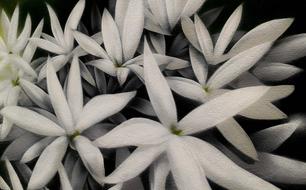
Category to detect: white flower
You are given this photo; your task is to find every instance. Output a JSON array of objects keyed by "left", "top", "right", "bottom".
[
  {"left": 0, "top": 7, "right": 44, "bottom": 139},
  {"left": 1, "top": 57, "right": 136, "bottom": 189},
  {"left": 31, "top": 0, "right": 86, "bottom": 81},
  {"left": 182, "top": 5, "right": 293, "bottom": 64},
  {"left": 144, "top": 0, "right": 206, "bottom": 35},
  {"left": 93, "top": 41, "right": 279, "bottom": 190},
  {"left": 73, "top": 0, "right": 189, "bottom": 86}
]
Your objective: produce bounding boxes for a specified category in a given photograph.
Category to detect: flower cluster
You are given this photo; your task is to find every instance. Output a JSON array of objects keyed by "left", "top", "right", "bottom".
[{"left": 0, "top": 0, "right": 306, "bottom": 190}]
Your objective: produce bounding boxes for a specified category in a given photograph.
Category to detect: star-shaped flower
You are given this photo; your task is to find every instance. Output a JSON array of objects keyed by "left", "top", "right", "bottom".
[
  {"left": 31, "top": 0, "right": 87, "bottom": 81},
  {"left": 0, "top": 6, "right": 44, "bottom": 139},
  {"left": 93, "top": 41, "right": 279, "bottom": 190},
  {"left": 1, "top": 56, "right": 136, "bottom": 189}
]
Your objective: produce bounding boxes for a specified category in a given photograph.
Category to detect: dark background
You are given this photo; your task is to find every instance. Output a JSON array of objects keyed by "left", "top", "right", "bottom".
[{"left": 1, "top": 0, "right": 306, "bottom": 189}]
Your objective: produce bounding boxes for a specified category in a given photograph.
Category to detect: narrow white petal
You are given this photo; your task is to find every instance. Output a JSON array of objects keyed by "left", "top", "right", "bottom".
[
  {"left": 94, "top": 118, "right": 170, "bottom": 148},
  {"left": 167, "top": 137, "right": 211, "bottom": 190},
  {"left": 0, "top": 176, "right": 10, "bottom": 190},
  {"left": 23, "top": 19, "right": 44, "bottom": 62},
  {"left": 20, "top": 79, "right": 52, "bottom": 111},
  {"left": 13, "top": 15, "right": 32, "bottom": 53},
  {"left": 38, "top": 55, "right": 69, "bottom": 81},
  {"left": 64, "top": 0, "right": 85, "bottom": 49},
  {"left": 76, "top": 91, "right": 136, "bottom": 132},
  {"left": 181, "top": 17, "right": 201, "bottom": 51},
  {"left": 122, "top": 0, "right": 144, "bottom": 61},
  {"left": 167, "top": 77, "right": 206, "bottom": 102},
  {"left": 260, "top": 85, "right": 294, "bottom": 102},
  {"left": 79, "top": 61, "right": 96, "bottom": 86},
  {"left": 86, "top": 59, "right": 117, "bottom": 76},
  {"left": 245, "top": 152, "right": 306, "bottom": 184},
  {"left": 253, "top": 63, "right": 302, "bottom": 81},
  {"left": 31, "top": 38, "right": 66, "bottom": 54},
  {"left": 104, "top": 144, "right": 165, "bottom": 184},
  {"left": 9, "top": 55, "right": 37, "bottom": 78},
  {"left": 47, "top": 4, "right": 66, "bottom": 47},
  {"left": 194, "top": 15, "right": 213, "bottom": 63},
  {"left": 116, "top": 67, "right": 129, "bottom": 86},
  {"left": 21, "top": 137, "right": 55, "bottom": 163},
  {"left": 144, "top": 40, "right": 177, "bottom": 128},
  {"left": 149, "top": 155, "right": 170, "bottom": 190},
  {"left": 7, "top": 6, "right": 19, "bottom": 48},
  {"left": 115, "top": 0, "right": 129, "bottom": 33},
  {"left": 2, "top": 133, "right": 40, "bottom": 160},
  {"left": 1, "top": 106, "right": 65, "bottom": 136},
  {"left": 217, "top": 118, "right": 258, "bottom": 160},
  {"left": 102, "top": 9, "right": 123, "bottom": 63},
  {"left": 0, "top": 10, "right": 10, "bottom": 42},
  {"left": 264, "top": 34, "right": 306, "bottom": 63},
  {"left": 58, "top": 164, "right": 73, "bottom": 190},
  {"left": 149, "top": 33, "right": 166, "bottom": 54},
  {"left": 184, "top": 136, "right": 280, "bottom": 190},
  {"left": 67, "top": 56, "right": 83, "bottom": 120},
  {"left": 148, "top": 0, "right": 170, "bottom": 32},
  {"left": 214, "top": 5, "right": 242, "bottom": 56},
  {"left": 251, "top": 119, "right": 302, "bottom": 152},
  {"left": 28, "top": 136, "right": 68, "bottom": 190},
  {"left": 189, "top": 47, "right": 208, "bottom": 85},
  {"left": 73, "top": 31, "right": 108, "bottom": 58},
  {"left": 207, "top": 42, "right": 272, "bottom": 89},
  {"left": 47, "top": 63, "right": 74, "bottom": 133},
  {"left": 240, "top": 102, "right": 287, "bottom": 120},
  {"left": 229, "top": 18, "right": 293, "bottom": 55},
  {"left": 5, "top": 160, "right": 23, "bottom": 190},
  {"left": 74, "top": 136, "right": 105, "bottom": 184},
  {"left": 178, "top": 86, "right": 270, "bottom": 135}
]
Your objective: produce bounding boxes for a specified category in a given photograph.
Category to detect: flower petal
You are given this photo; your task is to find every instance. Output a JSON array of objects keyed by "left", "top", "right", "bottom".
[
  {"left": 207, "top": 42, "right": 272, "bottom": 89},
  {"left": 184, "top": 136, "right": 280, "bottom": 190},
  {"left": 1, "top": 106, "right": 65, "bottom": 136},
  {"left": 217, "top": 118, "right": 258, "bottom": 160},
  {"left": 58, "top": 164, "right": 73, "bottom": 190},
  {"left": 7, "top": 6, "right": 19, "bottom": 48},
  {"left": 102, "top": 9, "right": 123, "bottom": 63},
  {"left": 149, "top": 155, "right": 170, "bottom": 190},
  {"left": 264, "top": 33, "right": 306, "bottom": 63},
  {"left": 20, "top": 79, "right": 52, "bottom": 111},
  {"left": 178, "top": 86, "right": 270, "bottom": 135},
  {"left": 214, "top": 5, "right": 242, "bottom": 56},
  {"left": 167, "top": 137, "right": 211, "bottom": 190},
  {"left": 251, "top": 118, "right": 302, "bottom": 152},
  {"left": 128, "top": 97, "right": 156, "bottom": 116},
  {"left": 144, "top": 40, "right": 177, "bottom": 127},
  {"left": 28, "top": 136, "right": 68, "bottom": 190},
  {"left": 240, "top": 102, "right": 287, "bottom": 120},
  {"left": 122, "top": 0, "right": 144, "bottom": 61},
  {"left": 5, "top": 159, "right": 23, "bottom": 190},
  {"left": 46, "top": 4, "right": 65, "bottom": 47},
  {"left": 64, "top": 0, "right": 85, "bottom": 49},
  {"left": 47, "top": 62, "right": 74, "bottom": 133},
  {"left": 94, "top": 118, "right": 170, "bottom": 148},
  {"left": 2, "top": 133, "right": 40, "bottom": 160},
  {"left": 13, "top": 14, "right": 32, "bottom": 53},
  {"left": 253, "top": 62, "right": 302, "bottom": 82},
  {"left": 104, "top": 144, "right": 165, "bottom": 184},
  {"left": 67, "top": 56, "right": 83, "bottom": 120},
  {"left": 229, "top": 18, "right": 293, "bottom": 55},
  {"left": 73, "top": 31, "right": 108, "bottom": 58},
  {"left": 76, "top": 91, "right": 136, "bottom": 132},
  {"left": 74, "top": 136, "right": 105, "bottom": 184},
  {"left": 86, "top": 59, "right": 117, "bottom": 76},
  {"left": 21, "top": 137, "right": 55, "bottom": 163},
  {"left": 31, "top": 38, "right": 66, "bottom": 54},
  {"left": 167, "top": 76, "right": 206, "bottom": 102},
  {"left": 0, "top": 176, "right": 9, "bottom": 190},
  {"left": 189, "top": 46, "right": 208, "bottom": 85},
  {"left": 181, "top": 17, "right": 201, "bottom": 51}
]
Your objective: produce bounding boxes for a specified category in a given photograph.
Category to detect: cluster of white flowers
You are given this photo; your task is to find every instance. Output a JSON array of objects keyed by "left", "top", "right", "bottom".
[{"left": 0, "top": 0, "right": 306, "bottom": 189}]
